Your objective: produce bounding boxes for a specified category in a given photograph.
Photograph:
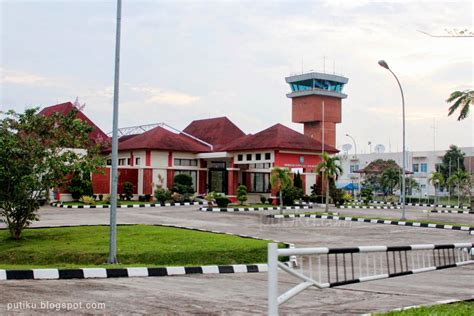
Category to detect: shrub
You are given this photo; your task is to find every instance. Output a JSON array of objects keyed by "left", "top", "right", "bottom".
[
  {"left": 302, "top": 195, "right": 310, "bottom": 203},
  {"left": 205, "top": 192, "right": 216, "bottom": 206},
  {"left": 260, "top": 195, "right": 267, "bottom": 204},
  {"left": 309, "top": 195, "right": 318, "bottom": 203},
  {"left": 79, "top": 195, "right": 96, "bottom": 205},
  {"left": 122, "top": 181, "right": 134, "bottom": 201},
  {"left": 294, "top": 172, "right": 303, "bottom": 189},
  {"left": 237, "top": 185, "right": 248, "bottom": 205},
  {"left": 103, "top": 194, "right": 111, "bottom": 204},
  {"left": 361, "top": 188, "right": 374, "bottom": 205},
  {"left": 68, "top": 172, "right": 93, "bottom": 201},
  {"left": 281, "top": 187, "right": 303, "bottom": 206},
  {"left": 215, "top": 196, "right": 230, "bottom": 207},
  {"left": 173, "top": 174, "right": 194, "bottom": 194},
  {"left": 267, "top": 197, "right": 273, "bottom": 205},
  {"left": 330, "top": 188, "right": 346, "bottom": 207},
  {"left": 98, "top": 194, "right": 103, "bottom": 201},
  {"left": 171, "top": 192, "right": 184, "bottom": 203},
  {"left": 138, "top": 195, "right": 145, "bottom": 202},
  {"left": 154, "top": 187, "right": 172, "bottom": 204},
  {"left": 144, "top": 194, "right": 151, "bottom": 202}
]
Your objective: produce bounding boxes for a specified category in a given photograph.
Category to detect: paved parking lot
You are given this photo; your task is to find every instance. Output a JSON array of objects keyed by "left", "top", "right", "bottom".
[{"left": 1, "top": 204, "right": 473, "bottom": 315}]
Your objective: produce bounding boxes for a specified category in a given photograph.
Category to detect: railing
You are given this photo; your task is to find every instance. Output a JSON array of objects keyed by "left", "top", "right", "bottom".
[{"left": 267, "top": 242, "right": 474, "bottom": 315}]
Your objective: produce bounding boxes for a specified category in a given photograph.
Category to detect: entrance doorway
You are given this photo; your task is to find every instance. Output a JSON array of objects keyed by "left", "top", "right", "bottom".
[{"left": 209, "top": 169, "right": 227, "bottom": 194}]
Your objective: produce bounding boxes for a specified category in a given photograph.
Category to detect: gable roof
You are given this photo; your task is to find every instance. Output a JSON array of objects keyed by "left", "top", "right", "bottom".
[
  {"left": 39, "top": 102, "right": 109, "bottom": 143},
  {"left": 118, "top": 125, "right": 211, "bottom": 153},
  {"left": 183, "top": 117, "right": 246, "bottom": 149},
  {"left": 222, "top": 123, "right": 338, "bottom": 153}
]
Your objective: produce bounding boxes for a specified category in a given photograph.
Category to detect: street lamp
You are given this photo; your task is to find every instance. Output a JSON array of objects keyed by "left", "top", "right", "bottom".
[
  {"left": 378, "top": 60, "right": 406, "bottom": 220},
  {"left": 346, "top": 133, "right": 361, "bottom": 197}
]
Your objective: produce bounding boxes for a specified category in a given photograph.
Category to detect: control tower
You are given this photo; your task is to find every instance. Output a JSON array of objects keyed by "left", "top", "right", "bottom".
[{"left": 285, "top": 72, "right": 348, "bottom": 149}]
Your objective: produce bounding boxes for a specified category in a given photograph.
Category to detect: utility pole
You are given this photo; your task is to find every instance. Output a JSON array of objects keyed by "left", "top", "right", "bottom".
[{"left": 108, "top": 0, "right": 122, "bottom": 264}]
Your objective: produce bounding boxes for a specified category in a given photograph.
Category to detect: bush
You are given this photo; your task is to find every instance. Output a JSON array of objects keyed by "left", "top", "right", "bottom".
[
  {"left": 171, "top": 192, "right": 184, "bottom": 203},
  {"left": 103, "top": 194, "right": 111, "bottom": 204},
  {"left": 282, "top": 187, "right": 303, "bottom": 206},
  {"left": 260, "top": 195, "right": 267, "bottom": 204},
  {"left": 173, "top": 174, "right": 194, "bottom": 194},
  {"left": 237, "top": 185, "right": 248, "bottom": 205},
  {"left": 98, "top": 194, "right": 103, "bottom": 201},
  {"left": 267, "top": 197, "right": 273, "bottom": 205},
  {"left": 205, "top": 192, "right": 216, "bottom": 206},
  {"left": 122, "top": 182, "right": 134, "bottom": 201},
  {"left": 138, "top": 195, "right": 145, "bottom": 202},
  {"left": 215, "top": 196, "right": 230, "bottom": 207},
  {"left": 294, "top": 172, "right": 303, "bottom": 189},
  {"left": 330, "top": 188, "right": 346, "bottom": 207},
  {"left": 144, "top": 194, "right": 151, "bottom": 202},
  {"left": 68, "top": 172, "right": 93, "bottom": 201},
  {"left": 361, "top": 188, "right": 374, "bottom": 205},
  {"left": 79, "top": 195, "right": 96, "bottom": 205},
  {"left": 154, "top": 187, "right": 172, "bottom": 204},
  {"left": 302, "top": 195, "right": 310, "bottom": 203}
]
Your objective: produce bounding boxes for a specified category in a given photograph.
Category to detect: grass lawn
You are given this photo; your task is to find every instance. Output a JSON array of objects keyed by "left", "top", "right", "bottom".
[
  {"left": 379, "top": 301, "right": 474, "bottom": 315},
  {"left": 60, "top": 201, "right": 156, "bottom": 206},
  {"left": 0, "top": 225, "right": 281, "bottom": 269},
  {"left": 228, "top": 203, "right": 277, "bottom": 208}
]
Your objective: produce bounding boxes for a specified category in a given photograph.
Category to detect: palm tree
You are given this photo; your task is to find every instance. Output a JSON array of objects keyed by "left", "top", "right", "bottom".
[
  {"left": 270, "top": 167, "right": 292, "bottom": 214},
  {"left": 447, "top": 90, "right": 473, "bottom": 121},
  {"left": 316, "top": 152, "right": 343, "bottom": 212},
  {"left": 381, "top": 168, "right": 400, "bottom": 196},
  {"left": 447, "top": 170, "right": 470, "bottom": 206},
  {"left": 429, "top": 171, "right": 445, "bottom": 209}
]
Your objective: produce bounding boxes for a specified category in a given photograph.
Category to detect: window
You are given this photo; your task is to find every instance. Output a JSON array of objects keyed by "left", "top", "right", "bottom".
[
  {"left": 420, "top": 163, "right": 427, "bottom": 173},
  {"left": 237, "top": 154, "right": 243, "bottom": 161},
  {"left": 118, "top": 158, "right": 127, "bottom": 166},
  {"left": 250, "top": 163, "right": 272, "bottom": 169},
  {"left": 256, "top": 153, "right": 261, "bottom": 161},
  {"left": 350, "top": 164, "right": 359, "bottom": 173},
  {"left": 265, "top": 153, "right": 271, "bottom": 160},
  {"left": 127, "top": 158, "right": 131, "bottom": 166},
  {"left": 174, "top": 170, "right": 197, "bottom": 192},
  {"left": 250, "top": 173, "right": 271, "bottom": 193},
  {"left": 412, "top": 163, "right": 419, "bottom": 172},
  {"left": 135, "top": 157, "right": 141, "bottom": 166},
  {"left": 246, "top": 154, "right": 252, "bottom": 161},
  {"left": 174, "top": 159, "right": 198, "bottom": 166},
  {"left": 106, "top": 159, "right": 112, "bottom": 166}
]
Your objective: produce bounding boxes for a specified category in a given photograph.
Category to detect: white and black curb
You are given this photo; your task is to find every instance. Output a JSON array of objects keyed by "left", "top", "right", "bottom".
[
  {"left": 340, "top": 205, "right": 401, "bottom": 210},
  {"left": 199, "top": 205, "right": 313, "bottom": 212},
  {"left": 0, "top": 264, "right": 269, "bottom": 281},
  {"left": 352, "top": 200, "right": 471, "bottom": 210},
  {"left": 51, "top": 201, "right": 205, "bottom": 209},
  {"left": 268, "top": 213, "right": 474, "bottom": 233},
  {"left": 424, "top": 209, "right": 474, "bottom": 215}
]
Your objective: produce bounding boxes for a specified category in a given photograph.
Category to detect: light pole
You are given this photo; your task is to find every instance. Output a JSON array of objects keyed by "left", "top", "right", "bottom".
[
  {"left": 378, "top": 60, "right": 406, "bottom": 220},
  {"left": 108, "top": 0, "right": 122, "bottom": 264},
  {"left": 346, "top": 133, "right": 360, "bottom": 197}
]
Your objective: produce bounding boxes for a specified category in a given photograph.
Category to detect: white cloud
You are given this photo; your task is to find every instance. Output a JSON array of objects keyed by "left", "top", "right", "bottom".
[{"left": 128, "top": 84, "right": 200, "bottom": 106}]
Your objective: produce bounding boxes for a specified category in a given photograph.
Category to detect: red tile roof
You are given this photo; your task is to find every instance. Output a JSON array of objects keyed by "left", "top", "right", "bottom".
[
  {"left": 183, "top": 117, "right": 246, "bottom": 149},
  {"left": 118, "top": 125, "right": 211, "bottom": 153},
  {"left": 222, "top": 123, "right": 338, "bottom": 153},
  {"left": 39, "top": 102, "right": 109, "bottom": 143}
]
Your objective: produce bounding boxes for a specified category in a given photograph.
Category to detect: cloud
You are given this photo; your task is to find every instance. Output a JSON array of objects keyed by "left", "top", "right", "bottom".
[
  {"left": 127, "top": 84, "right": 200, "bottom": 106},
  {"left": 0, "top": 67, "right": 67, "bottom": 88}
]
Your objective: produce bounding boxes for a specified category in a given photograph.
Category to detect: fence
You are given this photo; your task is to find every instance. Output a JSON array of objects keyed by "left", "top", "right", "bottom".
[{"left": 268, "top": 242, "right": 474, "bottom": 315}]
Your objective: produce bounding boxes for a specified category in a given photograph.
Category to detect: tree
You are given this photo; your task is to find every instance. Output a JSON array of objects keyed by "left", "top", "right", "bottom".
[
  {"left": 0, "top": 108, "right": 104, "bottom": 239},
  {"left": 429, "top": 171, "right": 445, "bottom": 208},
  {"left": 270, "top": 167, "right": 292, "bottom": 213},
  {"left": 439, "top": 145, "right": 466, "bottom": 184},
  {"left": 236, "top": 185, "right": 248, "bottom": 205},
  {"left": 447, "top": 170, "right": 471, "bottom": 206},
  {"left": 447, "top": 90, "right": 473, "bottom": 121},
  {"left": 404, "top": 177, "right": 420, "bottom": 196},
  {"left": 381, "top": 168, "right": 400, "bottom": 196},
  {"left": 68, "top": 171, "right": 93, "bottom": 200},
  {"left": 316, "top": 152, "right": 343, "bottom": 212},
  {"left": 172, "top": 173, "right": 194, "bottom": 194},
  {"left": 360, "top": 159, "right": 401, "bottom": 193}
]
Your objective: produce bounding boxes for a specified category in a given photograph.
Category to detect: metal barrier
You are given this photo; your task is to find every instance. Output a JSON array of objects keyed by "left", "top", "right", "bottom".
[{"left": 268, "top": 242, "right": 474, "bottom": 315}]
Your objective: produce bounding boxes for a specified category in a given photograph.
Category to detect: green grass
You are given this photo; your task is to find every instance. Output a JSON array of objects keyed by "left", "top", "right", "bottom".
[
  {"left": 60, "top": 201, "right": 154, "bottom": 206},
  {"left": 228, "top": 203, "right": 276, "bottom": 208},
  {"left": 379, "top": 301, "right": 474, "bottom": 315},
  {"left": 0, "top": 225, "right": 280, "bottom": 269}
]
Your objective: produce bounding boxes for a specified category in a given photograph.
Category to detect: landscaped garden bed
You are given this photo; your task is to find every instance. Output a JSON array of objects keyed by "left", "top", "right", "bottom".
[{"left": 0, "top": 225, "right": 283, "bottom": 269}]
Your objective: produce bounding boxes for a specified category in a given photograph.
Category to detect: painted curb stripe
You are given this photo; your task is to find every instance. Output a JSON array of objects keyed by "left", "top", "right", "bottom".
[
  {"left": 267, "top": 214, "right": 474, "bottom": 232},
  {"left": 199, "top": 205, "right": 312, "bottom": 212},
  {"left": 50, "top": 202, "right": 205, "bottom": 209}
]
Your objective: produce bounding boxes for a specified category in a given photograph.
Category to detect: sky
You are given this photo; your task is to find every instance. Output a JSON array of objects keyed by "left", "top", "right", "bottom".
[{"left": 1, "top": 0, "right": 473, "bottom": 154}]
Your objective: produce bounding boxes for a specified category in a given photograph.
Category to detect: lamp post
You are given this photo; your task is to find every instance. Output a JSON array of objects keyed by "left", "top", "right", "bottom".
[
  {"left": 378, "top": 60, "right": 406, "bottom": 220},
  {"left": 108, "top": 0, "right": 122, "bottom": 264},
  {"left": 346, "top": 133, "right": 360, "bottom": 197}
]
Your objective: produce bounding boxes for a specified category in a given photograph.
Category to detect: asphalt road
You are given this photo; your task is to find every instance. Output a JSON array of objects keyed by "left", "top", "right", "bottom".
[{"left": 1, "top": 204, "right": 473, "bottom": 315}]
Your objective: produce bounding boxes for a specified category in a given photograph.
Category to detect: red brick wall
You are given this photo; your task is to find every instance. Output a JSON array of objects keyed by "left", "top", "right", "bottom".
[
  {"left": 92, "top": 168, "right": 110, "bottom": 194},
  {"left": 292, "top": 95, "right": 341, "bottom": 123},
  {"left": 118, "top": 169, "right": 138, "bottom": 194},
  {"left": 303, "top": 121, "right": 336, "bottom": 149},
  {"left": 143, "top": 169, "right": 153, "bottom": 194}
]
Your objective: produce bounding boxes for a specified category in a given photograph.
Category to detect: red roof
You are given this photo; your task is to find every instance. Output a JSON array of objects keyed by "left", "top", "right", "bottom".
[
  {"left": 222, "top": 123, "right": 338, "bottom": 153},
  {"left": 183, "top": 117, "right": 246, "bottom": 150},
  {"left": 39, "top": 102, "right": 109, "bottom": 143},
  {"left": 118, "top": 125, "right": 211, "bottom": 153}
]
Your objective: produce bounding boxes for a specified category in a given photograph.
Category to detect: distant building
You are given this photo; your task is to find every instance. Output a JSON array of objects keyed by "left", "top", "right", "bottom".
[{"left": 337, "top": 147, "right": 474, "bottom": 197}]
